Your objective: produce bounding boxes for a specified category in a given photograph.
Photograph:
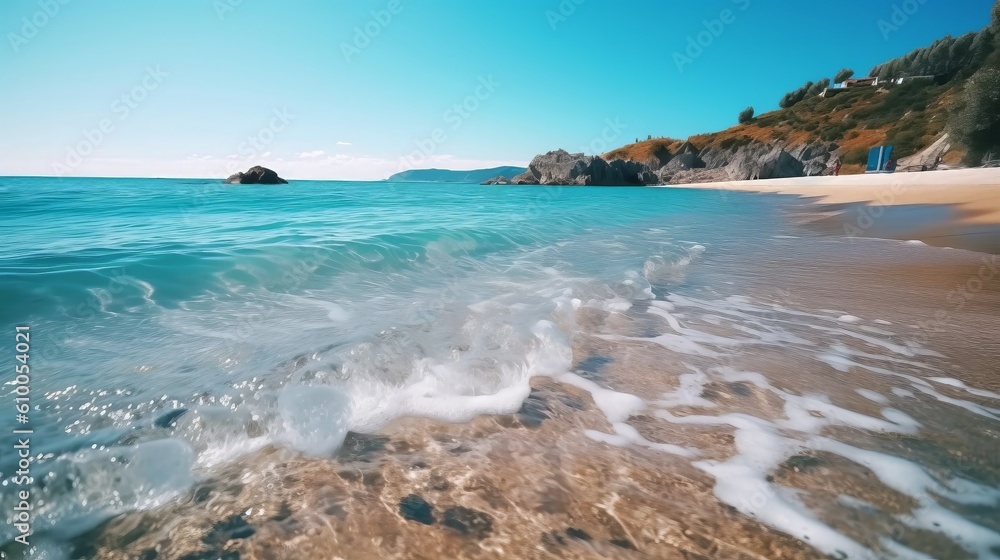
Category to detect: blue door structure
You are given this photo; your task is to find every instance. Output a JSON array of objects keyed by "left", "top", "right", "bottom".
[{"left": 866, "top": 145, "right": 894, "bottom": 173}]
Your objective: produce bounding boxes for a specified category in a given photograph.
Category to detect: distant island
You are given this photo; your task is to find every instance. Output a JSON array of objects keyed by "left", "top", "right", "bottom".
[
  {"left": 387, "top": 166, "right": 527, "bottom": 184},
  {"left": 225, "top": 165, "right": 287, "bottom": 185}
]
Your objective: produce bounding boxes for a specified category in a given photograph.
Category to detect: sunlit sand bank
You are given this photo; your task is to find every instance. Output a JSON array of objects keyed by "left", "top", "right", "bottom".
[{"left": 660, "top": 168, "right": 1000, "bottom": 253}]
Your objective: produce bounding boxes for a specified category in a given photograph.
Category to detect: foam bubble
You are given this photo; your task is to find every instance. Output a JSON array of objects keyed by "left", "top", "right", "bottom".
[
  {"left": 278, "top": 385, "right": 352, "bottom": 457},
  {"left": 558, "top": 372, "right": 645, "bottom": 423}
]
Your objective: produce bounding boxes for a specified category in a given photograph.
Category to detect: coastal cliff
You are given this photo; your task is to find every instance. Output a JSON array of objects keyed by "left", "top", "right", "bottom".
[
  {"left": 507, "top": 150, "right": 657, "bottom": 186},
  {"left": 496, "top": 3, "right": 1000, "bottom": 187},
  {"left": 494, "top": 141, "right": 836, "bottom": 187}
]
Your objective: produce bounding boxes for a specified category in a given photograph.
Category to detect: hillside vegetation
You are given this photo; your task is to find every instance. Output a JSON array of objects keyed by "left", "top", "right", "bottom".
[{"left": 606, "top": 1, "right": 1000, "bottom": 175}]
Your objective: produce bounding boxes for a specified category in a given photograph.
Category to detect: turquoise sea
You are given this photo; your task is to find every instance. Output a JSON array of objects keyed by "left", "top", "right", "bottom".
[{"left": 1, "top": 177, "right": 998, "bottom": 559}]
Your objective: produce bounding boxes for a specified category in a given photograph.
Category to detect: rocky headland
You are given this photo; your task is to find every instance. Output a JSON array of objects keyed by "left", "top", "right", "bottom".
[{"left": 488, "top": 141, "right": 840, "bottom": 187}]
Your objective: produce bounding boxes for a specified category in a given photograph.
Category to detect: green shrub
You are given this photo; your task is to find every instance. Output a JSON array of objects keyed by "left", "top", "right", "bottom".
[
  {"left": 834, "top": 68, "right": 854, "bottom": 83},
  {"left": 738, "top": 106, "right": 755, "bottom": 124},
  {"left": 844, "top": 147, "right": 869, "bottom": 165},
  {"left": 754, "top": 113, "right": 783, "bottom": 128},
  {"left": 952, "top": 64, "right": 1000, "bottom": 163},
  {"left": 820, "top": 122, "right": 850, "bottom": 141},
  {"left": 885, "top": 118, "right": 930, "bottom": 159}
]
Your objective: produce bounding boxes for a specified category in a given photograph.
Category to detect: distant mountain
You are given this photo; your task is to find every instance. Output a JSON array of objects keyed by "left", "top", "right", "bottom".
[{"left": 387, "top": 166, "right": 527, "bottom": 184}]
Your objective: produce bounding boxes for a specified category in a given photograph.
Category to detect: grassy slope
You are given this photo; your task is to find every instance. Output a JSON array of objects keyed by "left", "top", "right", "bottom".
[{"left": 604, "top": 79, "right": 964, "bottom": 175}]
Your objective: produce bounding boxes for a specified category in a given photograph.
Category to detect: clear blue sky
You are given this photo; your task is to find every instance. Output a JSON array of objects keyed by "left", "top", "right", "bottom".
[{"left": 0, "top": 0, "right": 993, "bottom": 180}]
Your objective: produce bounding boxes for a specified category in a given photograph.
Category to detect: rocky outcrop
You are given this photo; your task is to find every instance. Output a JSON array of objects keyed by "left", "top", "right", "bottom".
[
  {"left": 787, "top": 142, "right": 839, "bottom": 176},
  {"left": 724, "top": 144, "right": 804, "bottom": 181},
  {"left": 481, "top": 176, "right": 512, "bottom": 185},
  {"left": 644, "top": 144, "right": 674, "bottom": 170},
  {"left": 658, "top": 167, "right": 730, "bottom": 185},
  {"left": 656, "top": 140, "right": 836, "bottom": 183},
  {"left": 897, "top": 134, "right": 951, "bottom": 171},
  {"left": 225, "top": 166, "right": 288, "bottom": 184},
  {"left": 509, "top": 150, "right": 658, "bottom": 186},
  {"left": 661, "top": 141, "right": 705, "bottom": 171},
  {"left": 515, "top": 140, "right": 840, "bottom": 187}
]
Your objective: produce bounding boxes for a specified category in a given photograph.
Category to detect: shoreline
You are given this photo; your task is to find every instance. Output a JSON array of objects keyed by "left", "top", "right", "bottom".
[{"left": 657, "top": 168, "right": 1000, "bottom": 253}]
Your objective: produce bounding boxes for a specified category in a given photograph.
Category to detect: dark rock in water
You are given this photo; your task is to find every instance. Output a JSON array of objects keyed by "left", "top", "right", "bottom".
[
  {"left": 338, "top": 432, "right": 390, "bottom": 463},
  {"left": 449, "top": 443, "right": 471, "bottom": 454},
  {"left": 203, "top": 515, "right": 255, "bottom": 544},
  {"left": 575, "top": 355, "right": 614, "bottom": 381},
  {"left": 542, "top": 530, "right": 567, "bottom": 546},
  {"left": 442, "top": 506, "right": 494, "bottom": 538},
  {"left": 516, "top": 390, "right": 550, "bottom": 428},
  {"left": 271, "top": 502, "right": 294, "bottom": 522},
  {"left": 728, "top": 381, "right": 753, "bottom": 397},
  {"left": 512, "top": 149, "right": 658, "bottom": 186},
  {"left": 610, "top": 538, "right": 637, "bottom": 550},
  {"left": 224, "top": 165, "right": 287, "bottom": 184},
  {"left": 399, "top": 494, "right": 435, "bottom": 525},
  {"left": 192, "top": 483, "right": 214, "bottom": 503},
  {"left": 511, "top": 169, "right": 540, "bottom": 185},
  {"left": 153, "top": 408, "right": 187, "bottom": 428},
  {"left": 481, "top": 175, "right": 512, "bottom": 185},
  {"left": 782, "top": 454, "right": 824, "bottom": 473}
]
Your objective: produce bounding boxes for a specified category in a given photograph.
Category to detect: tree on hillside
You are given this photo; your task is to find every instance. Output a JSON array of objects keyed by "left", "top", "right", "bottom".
[
  {"left": 870, "top": 32, "right": 983, "bottom": 79},
  {"left": 834, "top": 68, "right": 854, "bottom": 83},
  {"left": 970, "top": 28, "right": 997, "bottom": 71},
  {"left": 806, "top": 78, "right": 831, "bottom": 97},
  {"left": 738, "top": 106, "right": 755, "bottom": 124},
  {"left": 955, "top": 65, "right": 1000, "bottom": 164},
  {"left": 779, "top": 81, "right": 815, "bottom": 108},
  {"left": 993, "top": 0, "right": 1000, "bottom": 29}
]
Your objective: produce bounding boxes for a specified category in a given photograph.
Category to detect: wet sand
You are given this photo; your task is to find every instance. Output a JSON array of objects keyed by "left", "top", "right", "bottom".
[
  {"left": 661, "top": 169, "right": 1000, "bottom": 254},
  {"left": 75, "top": 244, "right": 1000, "bottom": 560}
]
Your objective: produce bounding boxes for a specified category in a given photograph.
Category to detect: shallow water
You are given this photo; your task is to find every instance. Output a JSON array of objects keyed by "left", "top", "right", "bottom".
[{"left": 0, "top": 177, "right": 998, "bottom": 559}]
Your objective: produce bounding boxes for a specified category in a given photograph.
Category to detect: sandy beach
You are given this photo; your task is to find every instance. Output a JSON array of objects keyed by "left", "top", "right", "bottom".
[{"left": 662, "top": 168, "right": 1000, "bottom": 253}]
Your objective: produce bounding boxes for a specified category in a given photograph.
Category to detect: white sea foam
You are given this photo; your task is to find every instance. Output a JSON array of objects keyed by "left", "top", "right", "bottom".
[
  {"left": 856, "top": 388, "right": 889, "bottom": 404},
  {"left": 557, "top": 372, "right": 644, "bottom": 423},
  {"left": 649, "top": 361, "right": 996, "bottom": 558},
  {"left": 584, "top": 422, "right": 696, "bottom": 457},
  {"left": 586, "top": 288, "right": 1000, "bottom": 558}
]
